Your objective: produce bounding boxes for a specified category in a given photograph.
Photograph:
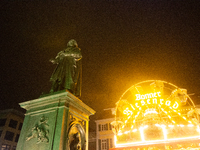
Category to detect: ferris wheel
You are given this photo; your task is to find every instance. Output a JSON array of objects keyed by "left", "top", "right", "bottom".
[{"left": 112, "top": 80, "right": 200, "bottom": 147}]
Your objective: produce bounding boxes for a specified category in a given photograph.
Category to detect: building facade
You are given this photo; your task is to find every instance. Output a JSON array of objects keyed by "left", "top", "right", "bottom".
[
  {"left": 95, "top": 118, "right": 115, "bottom": 150},
  {"left": 88, "top": 130, "right": 96, "bottom": 150},
  {"left": 0, "top": 109, "right": 24, "bottom": 150}
]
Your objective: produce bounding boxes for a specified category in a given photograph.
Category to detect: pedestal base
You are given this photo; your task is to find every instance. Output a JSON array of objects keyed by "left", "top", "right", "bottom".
[{"left": 16, "top": 90, "right": 95, "bottom": 150}]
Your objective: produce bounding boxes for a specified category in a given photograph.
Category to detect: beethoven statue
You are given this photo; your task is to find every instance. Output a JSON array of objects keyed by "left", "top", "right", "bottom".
[{"left": 50, "top": 39, "right": 82, "bottom": 97}]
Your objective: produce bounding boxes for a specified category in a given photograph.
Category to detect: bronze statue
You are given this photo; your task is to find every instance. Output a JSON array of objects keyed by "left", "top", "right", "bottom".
[
  {"left": 70, "top": 133, "right": 81, "bottom": 150},
  {"left": 50, "top": 39, "right": 82, "bottom": 97}
]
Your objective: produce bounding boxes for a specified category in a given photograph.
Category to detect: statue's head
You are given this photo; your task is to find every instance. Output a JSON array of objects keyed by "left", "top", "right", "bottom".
[
  {"left": 73, "top": 132, "right": 80, "bottom": 139},
  {"left": 67, "top": 39, "right": 78, "bottom": 47}
]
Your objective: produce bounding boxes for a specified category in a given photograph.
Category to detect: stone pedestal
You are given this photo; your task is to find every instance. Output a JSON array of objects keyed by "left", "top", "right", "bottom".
[{"left": 16, "top": 90, "right": 95, "bottom": 150}]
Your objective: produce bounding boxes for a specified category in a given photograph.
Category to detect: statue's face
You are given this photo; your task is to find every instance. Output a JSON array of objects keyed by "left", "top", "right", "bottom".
[{"left": 68, "top": 39, "right": 78, "bottom": 47}]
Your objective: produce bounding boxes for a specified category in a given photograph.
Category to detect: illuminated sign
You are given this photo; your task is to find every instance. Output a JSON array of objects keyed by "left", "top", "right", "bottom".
[
  {"left": 123, "top": 108, "right": 133, "bottom": 116},
  {"left": 113, "top": 80, "right": 198, "bottom": 149},
  {"left": 133, "top": 92, "right": 179, "bottom": 109},
  {"left": 136, "top": 92, "right": 161, "bottom": 100}
]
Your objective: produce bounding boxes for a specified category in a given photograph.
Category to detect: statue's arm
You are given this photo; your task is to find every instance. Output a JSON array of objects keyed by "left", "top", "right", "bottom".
[
  {"left": 49, "top": 58, "right": 58, "bottom": 64},
  {"left": 49, "top": 51, "right": 64, "bottom": 64},
  {"left": 74, "top": 53, "right": 82, "bottom": 61},
  {"left": 62, "top": 53, "right": 82, "bottom": 58},
  {"left": 73, "top": 50, "right": 82, "bottom": 61}
]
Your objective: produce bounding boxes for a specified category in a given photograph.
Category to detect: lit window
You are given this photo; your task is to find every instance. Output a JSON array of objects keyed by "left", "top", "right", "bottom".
[
  {"left": 104, "top": 124, "right": 108, "bottom": 130},
  {"left": 101, "top": 124, "right": 108, "bottom": 131},
  {"left": 99, "top": 123, "right": 109, "bottom": 132},
  {"left": 1, "top": 144, "right": 11, "bottom": 150},
  {"left": 101, "top": 139, "right": 107, "bottom": 150}
]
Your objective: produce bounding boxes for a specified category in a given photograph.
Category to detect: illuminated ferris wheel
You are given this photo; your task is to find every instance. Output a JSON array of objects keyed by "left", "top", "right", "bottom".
[{"left": 112, "top": 80, "right": 200, "bottom": 148}]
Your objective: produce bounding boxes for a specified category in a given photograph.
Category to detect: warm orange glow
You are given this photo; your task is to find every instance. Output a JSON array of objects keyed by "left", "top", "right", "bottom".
[
  {"left": 115, "top": 135, "right": 200, "bottom": 148},
  {"left": 139, "top": 126, "right": 147, "bottom": 141},
  {"left": 143, "top": 109, "right": 158, "bottom": 116},
  {"left": 114, "top": 80, "right": 199, "bottom": 149}
]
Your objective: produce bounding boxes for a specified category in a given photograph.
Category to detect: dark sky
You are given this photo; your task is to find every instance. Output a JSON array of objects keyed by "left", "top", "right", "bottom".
[{"left": 1, "top": 1, "right": 200, "bottom": 123}]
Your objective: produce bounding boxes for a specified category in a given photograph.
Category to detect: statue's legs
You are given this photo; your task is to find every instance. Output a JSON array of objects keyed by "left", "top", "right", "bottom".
[{"left": 50, "top": 80, "right": 61, "bottom": 93}]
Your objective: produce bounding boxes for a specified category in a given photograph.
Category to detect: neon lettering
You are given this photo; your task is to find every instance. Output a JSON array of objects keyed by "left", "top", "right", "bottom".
[
  {"left": 154, "top": 92, "right": 157, "bottom": 97},
  {"left": 157, "top": 92, "right": 161, "bottom": 97},
  {"left": 160, "top": 99, "right": 164, "bottom": 105},
  {"left": 135, "top": 92, "right": 162, "bottom": 100},
  {"left": 135, "top": 103, "right": 139, "bottom": 108},
  {"left": 173, "top": 101, "right": 179, "bottom": 109},
  {"left": 141, "top": 95, "right": 145, "bottom": 99},
  {"left": 153, "top": 98, "right": 157, "bottom": 104},
  {"left": 146, "top": 93, "right": 153, "bottom": 99},
  {"left": 141, "top": 100, "right": 145, "bottom": 106},
  {"left": 136, "top": 94, "right": 140, "bottom": 100},
  {"left": 147, "top": 99, "right": 151, "bottom": 104},
  {"left": 133, "top": 92, "right": 179, "bottom": 110},
  {"left": 123, "top": 108, "right": 133, "bottom": 116},
  {"left": 166, "top": 101, "right": 171, "bottom": 106}
]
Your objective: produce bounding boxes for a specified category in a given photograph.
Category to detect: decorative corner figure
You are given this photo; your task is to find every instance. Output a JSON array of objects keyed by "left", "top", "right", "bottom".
[{"left": 26, "top": 116, "right": 49, "bottom": 144}]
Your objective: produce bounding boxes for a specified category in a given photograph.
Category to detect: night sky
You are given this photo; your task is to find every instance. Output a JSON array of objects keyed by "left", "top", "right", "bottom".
[{"left": 1, "top": 1, "right": 200, "bottom": 124}]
